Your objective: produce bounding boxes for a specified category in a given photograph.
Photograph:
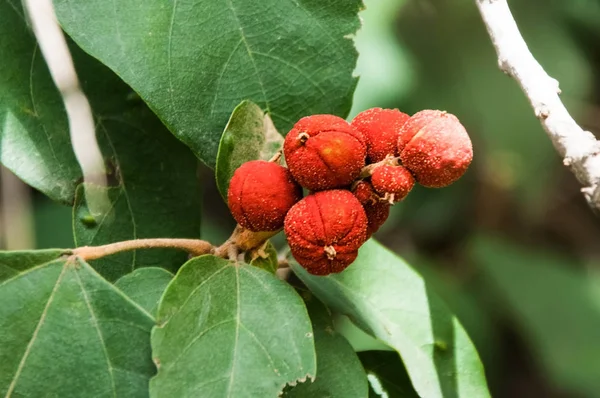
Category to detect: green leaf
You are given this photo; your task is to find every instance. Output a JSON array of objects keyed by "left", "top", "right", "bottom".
[
  {"left": 0, "top": 255, "right": 155, "bottom": 397},
  {"left": 471, "top": 236, "right": 600, "bottom": 397},
  {"left": 70, "top": 51, "right": 202, "bottom": 282},
  {"left": 54, "top": 0, "right": 363, "bottom": 167},
  {"left": 285, "top": 293, "right": 368, "bottom": 398},
  {"left": 290, "top": 239, "right": 490, "bottom": 398},
  {"left": 150, "top": 255, "right": 316, "bottom": 397},
  {"left": 0, "top": 249, "right": 64, "bottom": 282},
  {"left": 1, "top": 3, "right": 201, "bottom": 280},
  {"left": 333, "top": 314, "right": 393, "bottom": 352},
  {"left": 245, "top": 241, "right": 279, "bottom": 274},
  {"left": 215, "top": 100, "right": 284, "bottom": 200},
  {"left": 115, "top": 267, "right": 173, "bottom": 318},
  {"left": 0, "top": 4, "right": 81, "bottom": 203},
  {"left": 359, "top": 351, "right": 419, "bottom": 398}
]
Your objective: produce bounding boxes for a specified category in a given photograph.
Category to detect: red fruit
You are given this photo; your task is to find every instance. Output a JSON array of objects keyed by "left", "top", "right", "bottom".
[
  {"left": 228, "top": 160, "right": 302, "bottom": 232},
  {"left": 351, "top": 180, "right": 390, "bottom": 237},
  {"left": 363, "top": 201, "right": 390, "bottom": 238},
  {"left": 371, "top": 165, "right": 415, "bottom": 203},
  {"left": 284, "top": 190, "right": 368, "bottom": 275},
  {"left": 352, "top": 180, "right": 380, "bottom": 205},
  {"left": 399, "top": 110, "right": 473, "bottom": 188},
  {"left": 283, "top": 115, "right": 366, "bottom": 191},
  {"left": 351, "top": 108, "right": 410, "bottom": 162}
]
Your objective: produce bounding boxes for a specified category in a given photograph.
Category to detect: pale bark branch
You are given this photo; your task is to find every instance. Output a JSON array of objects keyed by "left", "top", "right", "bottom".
[
  {"left": 475, "top": 0, "right": 600, "bottom": 212},
  {"left": 24, "top": 0, "right": 110, "bottom": 216}
]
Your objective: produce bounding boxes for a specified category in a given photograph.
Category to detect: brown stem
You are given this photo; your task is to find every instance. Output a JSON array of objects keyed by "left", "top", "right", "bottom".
[
  {"left": 214, "top": 225, "right": 278, "bottom": 259},
  {"left": 71, "top": 238, "right": 215, "bottom": 261},
  {"left": 70, "top": 224, "right": 278, "bottom": 264}
]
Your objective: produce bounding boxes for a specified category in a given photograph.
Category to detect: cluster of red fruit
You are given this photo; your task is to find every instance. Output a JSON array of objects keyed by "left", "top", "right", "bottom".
[{"left": 227, "top": 108, "right": 473, "bottom": 276}]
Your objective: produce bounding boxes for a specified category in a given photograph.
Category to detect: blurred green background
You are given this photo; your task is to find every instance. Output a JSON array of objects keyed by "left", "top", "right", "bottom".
[{"left": 3, "top": 0, "right": 600, "bottom": 396}]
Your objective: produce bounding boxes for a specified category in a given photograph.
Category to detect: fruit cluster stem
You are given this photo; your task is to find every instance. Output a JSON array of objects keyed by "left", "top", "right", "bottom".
[
  {"left": 71, "top": 238, "right": 215, "bottom": 261},
  {"left": 71, "top": 225, "right": 278, "bottom": 263}
]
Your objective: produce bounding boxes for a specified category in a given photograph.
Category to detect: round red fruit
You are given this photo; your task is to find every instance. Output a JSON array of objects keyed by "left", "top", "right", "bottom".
[
  {"left": 351, "top": 107, "right": 410, "bottom": 162},
  {"left": 371, "top": 165, "right": 415, "bottom": 203},
  {"left": 399, "top": 110, "right": 473, "bottom": 188},
  {"left": 228, "top": 160, "right": 302, "bottom": 232},
  {"left": 284, "top": 190, "right": 368, "bottom": 275},
  {"left": 283, "top": 115, "right": 366, "bottom": 191}
]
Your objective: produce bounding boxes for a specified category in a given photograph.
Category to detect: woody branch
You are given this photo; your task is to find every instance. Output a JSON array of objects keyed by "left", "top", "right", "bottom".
[{"left": 475, "top": 0, "right": 600, "bottom": 213}]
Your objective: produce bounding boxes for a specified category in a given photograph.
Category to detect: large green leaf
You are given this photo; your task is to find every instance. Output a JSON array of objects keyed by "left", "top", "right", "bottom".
[
  {"left": 285, "top": 293, "right": 368, "bottom": 398},
  {"left": 1, "top": 3, "right": 201, "bottom": 280},
  {"left": 0, "top": 4, "right": 80, "bottom": 203},
  {"left": 70, "top": 49, "right": 201, "bottom": 282},
  {"left": 150, "top": 255, "right": 316, "bottom": 397},
  {"left": 0, "top": 254, "right": 155, "bottom": 397},
  {"left": 471, "top": 236, "right": 600, "bottom": 397},
  {"left": 0, "top": 249, "right": 64, "bottom": 282},
  {"left": 359, "top": 351, "right": 418, "bottom": 398},
  {"left": 54, "top": 0, "right": 362, "bottom": 167},
  {"left": 215, "top": 100, "right": 284, "bottom": 200},
  {"left": 291, "top": 240, "right": 490, "bottom": 398},
  {"left": 115, "top": 267, "right": 174, "bottom": 318}
]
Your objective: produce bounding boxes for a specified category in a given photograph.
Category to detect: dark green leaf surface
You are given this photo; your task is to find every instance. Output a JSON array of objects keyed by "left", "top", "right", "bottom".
[
  {"left": 359, "top": 351, "right": 419, "bottom": 398},
  {"left": 0, "top": 256, "right": 155, "bottom": 397},
  {"left": 151, "top": 255, "right": 316, "bottom": 397},
  {"left": 54, "top": 0, "right": 362, "bottom": 167},
  {"left": 115, "top": 267, "right": 173, "bottom": 318},
  {"left": 71, "top": 50, "right": 202, "bottom": 282},
  {"left": 285, "top": 294, "right": 368, "bottom": 398},
  {"left": 472, "top": 236, "right": 600, "bottom": 397},
  {"left": 0, "top": 4, "right": 81, "bottom": 202},
  {"left": 0, "top": 249, "right": 64, "bottom": 282},
  {"left": 216, "top": 100, "right": 284, "bottom": 200},
  {"left": 246, "top": 240, "right": 279, "bottom": 274},
  {"left": 291, "top": 239, "right": 490, "bottom": 398},
  {"left": 1, "top": 3, "right": 201, "bottom": 280}
]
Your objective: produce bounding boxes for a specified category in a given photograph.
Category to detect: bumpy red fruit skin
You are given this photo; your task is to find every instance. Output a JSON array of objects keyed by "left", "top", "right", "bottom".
[
  {"left": 397, "top": 110, "right": 447, "bottom": 153},
  {"left": 399, "top": 111, "right": 473, "bottom": 188},
  {"left": 351, "top": 180, "right": 390, "bottom": 237},
  {"left": 352, "top": 180, "right": 379, "bottom": 205},
  {"left": 283, "top": 115, "right": 366, "bottom": 191},
  {"left": 351, "top": 108, "right": 410, "bottom": 162},
  {"left": 228, "top": 160, "right": 302, "bottom": 232},
  {"left": 371, "top": 165, "right": 415, "bottom": 202},
  {"left": 284, "top": 190, "right": 368, "bottom": 275},
  {"left": 363, "top": 201, "right": 390, "bottom": 238}
]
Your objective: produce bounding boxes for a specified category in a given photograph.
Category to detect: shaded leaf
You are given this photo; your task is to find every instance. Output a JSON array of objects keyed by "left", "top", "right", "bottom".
[
  {"left": 0, "top": 249, "right": 64, "bottom": 283},
  {"left": 333, "top": 314, "right": 393, "bottom": 352},
  {"left": 115, "top": 267, "right": 173, "bottom": 318},
  {"left": 0, "top": 255, "right": 155, "bottom": 397},
  {"left": 285, "top": 293, "right": 368, "bottom": 398},
  {"left": 471, "top": 236, "right": 600, "bottom": 397},
  {"left": 290, "top": 239, "right": 490, "bottom": 398},
  {"left": 359, "top": 351, "right": 419, "bottom": 398},
  {"left": 70, "top": 49, "right": 202, "bottom": 282},
  {"left": 54, "top": 0, "right": 363, "bottom": 167},
  {"left": 245, "top": 240, "right": 279, "bottom": 274},
  {"left": 150, "top": 255, "right": 316, "bottom": 397},
  {"left": 0, "top": 3, "right": 80, "bottom": 202},
  {"left": 215, "top": 100, "right": 284, "bottom": 200}
]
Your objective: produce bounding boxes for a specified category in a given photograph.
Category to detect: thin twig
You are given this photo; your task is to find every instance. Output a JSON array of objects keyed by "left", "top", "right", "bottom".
[
  {"left": 24, "top": 0, "right": 110, "bottom": 216},
  {"left": 71, "top": 225, "right": 277, "bottom": 263},
  {"left": 71, "top": 239, "right": 215, "bottom": 261},
  {"left": 475, "top": 0, "right": 600, "bottom": 213}
]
